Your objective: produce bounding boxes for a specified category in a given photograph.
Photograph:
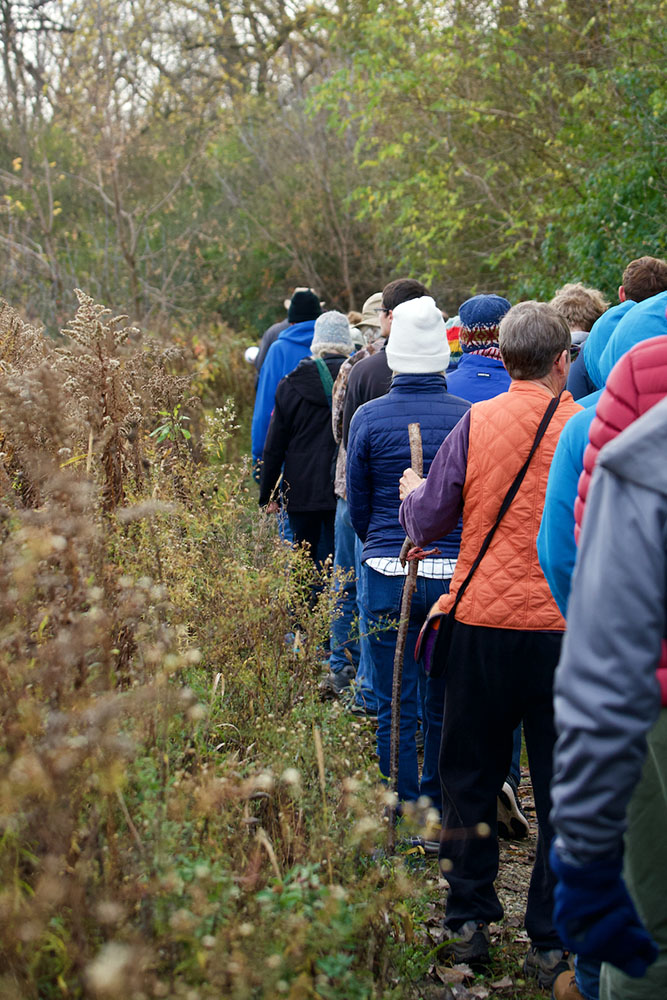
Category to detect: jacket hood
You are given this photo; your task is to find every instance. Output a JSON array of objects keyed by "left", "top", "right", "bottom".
[
  {"left": 285, "top": 355, "right": 345, "bottom": 406},
  {"left": 277, "top": 318, "right": 317, "bottom": 347},
  {"left": 598, "top": 291, "right": 667, "bottom": 386},
  {"left": 583, "top": 300, "right": 635, "bottom": 389}
]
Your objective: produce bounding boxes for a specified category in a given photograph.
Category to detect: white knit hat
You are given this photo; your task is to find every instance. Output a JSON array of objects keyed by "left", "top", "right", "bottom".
[
  {"left": 386, "top": 296, "right": 450, "bottom": 374},
  {"left": 310, "top": 310, "right": 354, "bottom": 358}
]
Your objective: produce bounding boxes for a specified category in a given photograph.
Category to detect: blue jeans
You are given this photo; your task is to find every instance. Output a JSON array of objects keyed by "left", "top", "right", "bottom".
[
  {"left": 576, "top": 956, "right": 601, "bottom": 1000},
  {"left": 364, "top": 566, "right": 448, "bottom": 803},
  {"left": 276, "top": 501, "right": 293, "bottom": 544},
  {"left": 352, "top": 541, "right": 378, "bottom": 712},
  {"left": 329, "top": 499, "right": 360, "bottom": 673}
]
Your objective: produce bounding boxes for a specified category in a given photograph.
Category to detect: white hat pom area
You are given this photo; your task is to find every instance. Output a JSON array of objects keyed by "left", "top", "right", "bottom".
[{"left": 386, "top": 296, "right": 450, "bottom": 374}]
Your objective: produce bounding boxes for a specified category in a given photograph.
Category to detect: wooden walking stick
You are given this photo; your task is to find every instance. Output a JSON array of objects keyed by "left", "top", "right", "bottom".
[{"left": 387, "top": 422, "right": 423, "bottom": 852}]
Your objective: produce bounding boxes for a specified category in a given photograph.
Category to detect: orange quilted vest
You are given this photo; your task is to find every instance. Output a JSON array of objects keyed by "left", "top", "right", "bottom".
[{"left": 437, "top": 382, "right": 581, "bottom": 630}]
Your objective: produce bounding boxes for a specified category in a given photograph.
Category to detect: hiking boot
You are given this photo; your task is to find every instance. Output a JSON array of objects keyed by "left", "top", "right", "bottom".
[
  {"left": 345, "top": 698, "right": 378, "bottom": 720},
  {"left": 407, "top": 836, "right": 440, "bottom": 856},
  {"left": 319, "top": 664, "right": 356, "bottom": 700},
  {"left": 340, "top": 688, "right": 378, "bottom": 719},
  {"left": 523, "top": 946, "right": 574, "bottom": 989},
  {"left": 552, "top": 971, "right": 585, "bottom": 1000},
  {"left": 441, "top": 920, "right": 490, "bottom": 967},
  {"left": 497, "top": 778, "right": 529, "bottom": 840}
]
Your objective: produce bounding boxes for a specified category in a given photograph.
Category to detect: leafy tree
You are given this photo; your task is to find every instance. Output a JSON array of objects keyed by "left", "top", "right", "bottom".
[{"left": 314, "top": 0, "right": 667, "bottom": 308}]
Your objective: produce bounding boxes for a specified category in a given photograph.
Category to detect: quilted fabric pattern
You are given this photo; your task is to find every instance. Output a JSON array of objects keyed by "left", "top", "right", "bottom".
[
  {"left": 438, "top": 382, "right": 580, "bottom": 630},
  {"left": 347, "top": 374, "right": 470, "bottom": 560},
  {"left": 575, "top": 334, "right": 667, "bottom": 541}
]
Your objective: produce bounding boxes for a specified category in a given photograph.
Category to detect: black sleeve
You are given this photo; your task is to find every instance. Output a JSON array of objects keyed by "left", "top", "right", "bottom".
[
  {"left": 258, "top": 380, "right": 292, "bottom": 505},
  {"left": 255, "top": 327, "right": 276, "bottom": 372}
]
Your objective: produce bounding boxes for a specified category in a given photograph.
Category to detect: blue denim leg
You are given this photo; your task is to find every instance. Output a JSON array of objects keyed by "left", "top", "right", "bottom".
[
  {"left": 353, "top": 540, "right": 378, "bottom": 711},
  {"left": 364, "top": 567, "right": 419, "bottom": 802},
  {"left": 276, "top": 499, "right": 293, "bottom": 544},
  {"left": 510, "top": 724, "right": 522, "bottom": 787},
  {"left": 575, "top": 956, "right": 601, "bottom": 1000},
  {"left": 364, "top": 568, "right": 447, "bottom": 804},
  {"left": 329, "top": 499, "right": 361, "bottom": 673}
]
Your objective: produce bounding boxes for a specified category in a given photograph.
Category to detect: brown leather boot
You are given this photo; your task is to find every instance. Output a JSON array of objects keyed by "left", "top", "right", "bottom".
[{"left": 552, "top": 971, "right": 585, "bottom": 999}]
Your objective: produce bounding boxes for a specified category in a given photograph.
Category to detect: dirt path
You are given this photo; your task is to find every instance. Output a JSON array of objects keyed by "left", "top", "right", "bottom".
[{"left": 411, "top": 771, "right": 550, "bottom": 1000}]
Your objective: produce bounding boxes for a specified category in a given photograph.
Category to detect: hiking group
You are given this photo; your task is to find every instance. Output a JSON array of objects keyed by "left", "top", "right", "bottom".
[{"left": 250, "top": 257, "right": 667, "bottom": 1000}]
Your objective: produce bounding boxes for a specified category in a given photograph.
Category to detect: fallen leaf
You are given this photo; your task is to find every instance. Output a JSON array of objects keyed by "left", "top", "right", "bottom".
[
  {"left": 490, "top": 976, "right": 513, "bottom": 989},
  {"left": 435, "top": 965, "right": 466, "bottom": 984}
]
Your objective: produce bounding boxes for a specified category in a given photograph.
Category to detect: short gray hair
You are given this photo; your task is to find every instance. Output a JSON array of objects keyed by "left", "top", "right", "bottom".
[{"left": 499, "top": 302, "right": 571, "bottom": 380}]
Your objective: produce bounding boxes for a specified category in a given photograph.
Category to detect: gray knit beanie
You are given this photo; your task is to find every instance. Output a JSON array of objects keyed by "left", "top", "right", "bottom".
[{"left": 310, "top": 311, "right": 354, "bottom": 358}]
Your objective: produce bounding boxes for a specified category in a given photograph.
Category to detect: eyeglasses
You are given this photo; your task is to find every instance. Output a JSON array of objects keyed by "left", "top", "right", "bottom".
[
  {"left": 376, "top": 306, "right": 390, "bottom": 315},
  {"left": 569, "top": 344, "right": 581, "bottom": 362}
]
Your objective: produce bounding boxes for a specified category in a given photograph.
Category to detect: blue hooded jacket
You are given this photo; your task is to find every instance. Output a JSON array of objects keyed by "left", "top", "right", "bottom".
[
  {"left": 538, "top": 292, "right": 667, "bottom": 615},
  {"left": 251, "top": 319, "right": 317, "bottom": 465},
  {"left": 599, "top": 290, "right": 667, "bottom": 376},
  {"left": 581, "top": 300, "right": 635, "bottom": 390},
  {"left": 445, "top": 353, "right": 511, "bottom": 403},
  {"left": 567, "top": 300, "right": 635, "bottom": 399}
]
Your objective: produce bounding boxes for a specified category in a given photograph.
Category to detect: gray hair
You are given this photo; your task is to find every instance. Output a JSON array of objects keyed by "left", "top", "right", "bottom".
[{"left": 499, "top": 301, "right": 571, "bottom": 380}]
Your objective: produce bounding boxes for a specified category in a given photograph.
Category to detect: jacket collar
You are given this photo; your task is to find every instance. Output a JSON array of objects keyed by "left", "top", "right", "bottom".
[{"left": 390, "top": 372, "right": 447, "bottom": 392}]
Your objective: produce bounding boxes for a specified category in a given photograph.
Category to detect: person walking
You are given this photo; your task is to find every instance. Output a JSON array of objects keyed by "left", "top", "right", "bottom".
[
  {"left": 259, "top": 311, "right": 353, "bottom": 563},
  {"left": 550, "top": 394, "right": 667, "bottom": 1000},
  {"left": 399, "top": 302, "right": 581, "bottom": 987},
  {"left": 346, "top": 295, "right": 470, "bottom": 806},
  {"left": 252, "top": 289, "right": 322, "bottom": 474}
]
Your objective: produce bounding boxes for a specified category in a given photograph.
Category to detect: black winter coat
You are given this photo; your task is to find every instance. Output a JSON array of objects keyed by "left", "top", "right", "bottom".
[{"left": 259, "top": 354, "right": 346, "bottom": 511}]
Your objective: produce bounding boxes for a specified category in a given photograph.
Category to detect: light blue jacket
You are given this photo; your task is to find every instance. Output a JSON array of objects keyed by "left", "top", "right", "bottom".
[
  {"left": 599, "top": 290, "right": 667, "bottom": 377},
  {"left": 583, "top": 300, "right": 635, "bottom": 389},
  {"left": 538, "top": 291, "right": 667, "bottom": 615}
]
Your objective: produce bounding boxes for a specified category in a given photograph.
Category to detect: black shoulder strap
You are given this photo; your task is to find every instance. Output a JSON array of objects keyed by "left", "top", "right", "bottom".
[{"left": 449, "top": 394, "right": 561, "bottom": 616}]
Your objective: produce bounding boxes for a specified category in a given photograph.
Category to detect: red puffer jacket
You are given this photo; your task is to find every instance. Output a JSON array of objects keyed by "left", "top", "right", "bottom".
[{"left": 575, "top": 333, "right": 667, "bottom": 706}]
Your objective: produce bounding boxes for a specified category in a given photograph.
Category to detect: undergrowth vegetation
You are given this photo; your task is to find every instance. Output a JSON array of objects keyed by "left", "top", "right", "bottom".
[{"left": 0, "top": 294, "right": 437, "bottom": 999}]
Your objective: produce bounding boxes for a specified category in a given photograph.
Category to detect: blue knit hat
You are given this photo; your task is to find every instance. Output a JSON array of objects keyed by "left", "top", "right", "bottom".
[{"left": 459, "top": 294, "right": 511, "bottom": 352}]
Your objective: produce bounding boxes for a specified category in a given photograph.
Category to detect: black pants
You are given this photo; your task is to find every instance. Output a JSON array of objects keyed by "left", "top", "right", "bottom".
[
  {"left": 438, "top": 621, "right": 563, "bottom": 949},
  {"left": 287, "top": 510, "right": 335, "bottom": 566}
]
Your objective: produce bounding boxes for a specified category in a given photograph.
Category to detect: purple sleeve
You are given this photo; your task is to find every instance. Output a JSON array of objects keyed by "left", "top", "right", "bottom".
[{"left": 399, "top": 409, "right": 470, "bottom": 545}]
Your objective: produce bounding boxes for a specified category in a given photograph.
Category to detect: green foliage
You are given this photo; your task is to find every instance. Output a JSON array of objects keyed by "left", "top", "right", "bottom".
[
  {"left": 3, "top": 1, "right": 663, "bottom": 333},
  {"left": 314, "top": 0, "right": 667, "bottom": 309},
  {"left": 150, "top": 404, "right": 192, "bottom": 444}
]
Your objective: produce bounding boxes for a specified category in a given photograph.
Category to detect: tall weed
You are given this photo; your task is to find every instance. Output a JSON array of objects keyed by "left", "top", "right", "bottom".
[{"left": 0, "top": 294, "right": 423, "bottom": 999}]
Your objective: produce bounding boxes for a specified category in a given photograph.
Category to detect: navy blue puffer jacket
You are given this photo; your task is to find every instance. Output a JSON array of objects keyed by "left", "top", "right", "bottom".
[{"left": 346, "top": 374, "right": 470, "bottom": 560}]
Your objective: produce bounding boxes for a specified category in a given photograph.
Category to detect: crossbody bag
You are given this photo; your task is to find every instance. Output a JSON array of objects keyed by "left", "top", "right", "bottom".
[{"left": 416, "top": 394, "right": 561, "bottom": 678}]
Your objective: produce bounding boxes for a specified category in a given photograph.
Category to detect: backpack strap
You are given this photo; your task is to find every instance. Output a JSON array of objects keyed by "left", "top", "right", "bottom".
[{"left": 314, "top": 357, "right": 334, "bottom": 405}]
